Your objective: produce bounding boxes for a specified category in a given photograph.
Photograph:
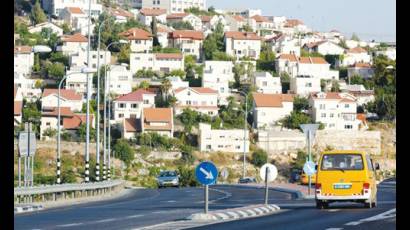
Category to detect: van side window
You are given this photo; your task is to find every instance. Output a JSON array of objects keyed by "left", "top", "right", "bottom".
[{"left": 366, "top": 155, "right": 374, "bottom": 171}]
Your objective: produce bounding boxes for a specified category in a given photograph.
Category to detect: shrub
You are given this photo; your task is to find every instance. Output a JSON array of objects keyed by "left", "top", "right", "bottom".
[
  {"left": 177, "top": 166, "right": 199, "bottom": 187},
  {"left": 251, "top": 149, "right": 267, "bottom": 167}
]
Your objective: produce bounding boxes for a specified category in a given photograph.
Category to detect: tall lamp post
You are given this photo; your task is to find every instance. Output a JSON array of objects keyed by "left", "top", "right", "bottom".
[
  {"left": 102, "top": 40, "right": 128, "bottom": 180},
  {"left": 56, "top": 67, "right": 97, "bottom": 184},
  {"left": 232, "top": 89, "right": 248, "bottom": 179}
]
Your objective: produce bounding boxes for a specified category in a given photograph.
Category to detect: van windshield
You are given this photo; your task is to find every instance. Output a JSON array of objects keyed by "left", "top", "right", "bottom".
[{"left": 321, "top": 154, "right": 364, "bottom": 171}]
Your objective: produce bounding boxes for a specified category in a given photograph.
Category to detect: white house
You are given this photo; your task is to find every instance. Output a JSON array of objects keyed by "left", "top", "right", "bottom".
[
  {"left": 289, "top": 75, "right": 321, "bottom": 97},
  {"left": 202, "top": 61, "right": 234, "bottom": 105},
  {"left": 157, "top": 24, "right": 174, "bottom": 48},
  {"left": 198, "top": 123, "right": 250, "bottom": 153},
  {"left": 225, "top": 15, "right": 246, "bottom": 32},
  {"left": 108, "top": 7, "right": 135, "bottom": 23},
  {"left": 141, "top": 0, "right": 206, "bottom": 13},
  {"left": 59, "top": 7, "right": 91, "bottom": 35},
  {"left": 201, "top": 15, "right": 226, "bottom": 31},
  {"left": 281, "top": 19, "right": 310, "bottom": 35},
  {"left": 252, "top": 93, "right": 294, "bottom": 130},
  {"left": 69, "top": 50, "right": 111, "bottom": 69},
  {"left": 140, "top": 107, "right": 174, "bottom": 138},
  {"left": 14, "top": 46, "right": 34, "bottom": 76},
  {"left": 130, "top": 53, "right": 184, "bottom": 74},
  {"left": 57, "top": 33, "right": 88, "bottom": 56},
  {"left": 138, "top": 8, "right": 167, "bottom": 27},
  {"left": 303, "top": 40, "right": 345, "bottom": 56},
  {"left": 65, "top": 70, "right": 88, "bottom": 95},
  {"left": 250, "top": 15, "right": 274, "bottom": 36},
  {"left": 167, "top": 76, "right": 189, "bottom": 90},
  {"left": 41, "top": 89, "right": 83, "bottom": 112},
  {"left": 224, "top": 31, "right": 262, "bottom": 60},
  {"left": 375, "top": 47, "right": 396, "bottom": 60},
  {"left": 168, "top": 30, "right": 204, "bottom": 59},
  {"left": 120, "top": 28, "right": 153, "bottom": 53},
  {"left": 276, "top": 54, "right": 339, "bottom": 80},
  {"left": 342, "top": 47, "right": 372, "bottom": 66},
  {"left": 28, "top": 22, "right": 63, "bottom": 36},
  {"left": 14, "top": 73, "right": 42, "bottom": 102},
  {"left": 347, "top": 63, "right": 375, "bottom": 79},
  {"left": 341, "top": 85, "right": 375, "bottom": 106},
  {"left": 14, "top": 87, "right": 23, "bottom": 126},
  {"left": 167, "top": 13, "right": 203, "bottom": 31},
  {"left": 112, "top": 89, "right": 156, "bottom": 122},
  {"left": 173, "top": 87, "right": 219, "bottom": 116},
  {"left": 42, "top": 0, "right": 103, "bottom": 17},
  {"left": 106, "top": 64, "right": 133, "bottom": 95},
  {"left": 309, "top": 92, "right": 361, "bottom": 130},
  {"left": 269, "top": 35, "right": 301, "bottom": 56},
  {"left": 253, "top": 72, "right": 282, "bottom": 94}
]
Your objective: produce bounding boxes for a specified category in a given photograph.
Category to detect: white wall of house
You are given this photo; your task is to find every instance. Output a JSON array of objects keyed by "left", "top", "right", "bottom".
[
  {"left": 225, "top": 37, "right": 261, "bottom": 60},
  {"left": 41, "top": 95, "right": 83, "bottom": 112},
  {"left": 290, "top": 76, "right": 321, "bottom": 97},
  {"left": 130, "top": 53, "right": 184, "bottom": 74},
  {"left": 174, "top": 88, "right": 218, "bottom": 116},
  {"left": 28, "top": 22, "right": 63, "bottom": 36},
  {"left": 167, "top": 76, "right": 189, "bottom": 89},
  {"left": 69, "top": 50, "right": 111, "bottom": 69},
  {"left": 40, "top": 116, "right": 58, "bottom": 139},
  {"left": 43, "top": 0, "right": 102, "bottom": 17},
  {"left": 342, "top": 53, "right": 372, "bottom": 66},
  {"left": 138, "top": 14, "right": 167, "bottom": 27},
  {"left": 57, "top": 41, "right": 88, "bottom": 56},
  {"left": 198, "top": 123, "right": 250, "bottom": 153},
  {"left": 141, "top": 0, "right": 206, "bottom": 13},
  {"left": 183, "top": 14, "right": 202, "bottom": 31},
  {"left": 14, "top": 52, "right": 34, "bottom": 76},
  {"left": 375, "top": 48, "right": 396, "bottom": 60},
  {"left": 202, "top": 61, "right": 234, "bottom": 105},
  {"left": 169, "top": 38, "right": 203, "bottom": 59},
  {"left": 107, "top": 65, "right": 133, "bottom": 95},
  {"left": 312, "top": 42, "right": 345, "bottom": 55},
  {"left": 254, "top": 72, "right": 282, "bottom": 94},
  {"left": 298, "top": 63, "right": 339, "bottom": 80},
  {"left": 130, "top": 38, "right": 153, "bottom": 53},
  {"left": 65, "top": 71, "right": 88, "bottom": 95},
  {"left": 113, "top": 94, "right": 155, "bottom": 121},
  {"left": 253, "top": 102, "right": 293, "bottom": 130},
  {"left": 224, "top": 16, "right": 244, "bottom": 31},
  {"left": 347, "top": 67, "right": 375, "bottom": 79}
]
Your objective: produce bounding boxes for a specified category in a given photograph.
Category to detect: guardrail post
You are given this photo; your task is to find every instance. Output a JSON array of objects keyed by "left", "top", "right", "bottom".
[{"left": 53, "top": 193, "right": 56, "bottom": 201}]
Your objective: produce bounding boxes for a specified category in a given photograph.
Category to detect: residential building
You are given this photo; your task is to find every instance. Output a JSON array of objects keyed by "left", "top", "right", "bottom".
[
  {"left": 120, "top": 28, "right": 153, "bottom": 53},
  {"left": 168, "top": 30, "right": 204, "bottom": 59},
  {"left": 309, "top": 92, "right": 361, "bottom": 130},
  {"left": 281, "top": 19, "right": 310, "bottom": 35},
  {"left": 167, "top": 76, "right": 189, "bottom": 90},
  {"left": 252, "top": 93, "right": 294, "bottom": 130},
  {"left": 41, "top": 0, "right": 103, "bottom": 17},
  {"left": 14, "top": 46, "right": 34, "bottom": 76},
  {"left": 41, "top": 89, "right": 83, "bottom": 112},
  {"left": 201, "top": 15, "right": 226, "bottom": 31},
  {"left": 112, "top": 89, "right": 156, "bottom": 122},
  {"left": 106, "top": 65, "right": 133, "bottom": 95},
  {"left": 138, "top": 8, "right": 167, "bottom": 26},
  {"left": 111, "top": 0, "right": 142, "bottom": 9},
  {"left": 341, "top": 47, "right": 372, "bottom": 67},
  {"left": 57, "top": 33, "right": 88, "bottom": 56},
  {"left": 122, "top": 118, "right": 140, "bottom": 139},
  {"left": 275, "top": 53, "right": 339, "bottom": 80},
  {"left": 59, "top": 7, "right": 88, "bottom": 34},
  {"left": 347, "top": 63, "right": 375, "bottom": 79},
  {"left": 14, "top": 87, "right": 23, "bottom": 126},
  {"left": 40, "top": 107, "right": 95, "bottom": 139},
  {"left": 130, "top": 53, "right": 184, "bottom": 74},
  {"left": 14, "top": 73, "right": 42, "bottom": 102},
  {"left": 141, "top": 0, "right": 206, "bottom": 13},
  {"left": 341, "top": 84, "right": 375, "bottom": 106},
  {"left": 28, "top": 22, "right": 63, "bottom": 36},
  {"left": 253, "top": 72, "right": 282, "bottom": 94},
  {"left": 69, "top": 50, "right": 111, "bottom": 69},
  {"left": 303, "top": 40, "right": 345, "bottom": 56},
  {"left": 108, "top": 7, "right": 135, "bottom": 23},
  {"left": 65, "top": 70, "right": 88, "bottom": 96},
  {"left": 268, "top": 35, "right": 301, "bottom": 56},
  {"left": 140, "top": 107, "right": 174, "bottom": 138},
  {"left": 224, "top": 15, "right": 246, "bottom": 32},
  {"left": 166, "top": 13, "right": 202, "bottom": 31},
  {"left": 224, "top": 31, "right": 262, "bottom": 60},
  {"left": 157, "top": 24, "right": 174, "bottom": 47},
  {"left": 250, "top": 15, "right": 274, "bottom": 36},
  {"left": 375, "top": 47, "right": 396, "bottom": 60},
  {"left": 198, "top": 123, "right": 249, "bottom": 153},
  {"left": 289, "top": 75, "right": 321, "bottom": 97},
  {"left": 173, "top": 87, "right": 218, "bottom": 116},
  {"left": 202, "top": 61, "right": 233, "bottom": 105}
]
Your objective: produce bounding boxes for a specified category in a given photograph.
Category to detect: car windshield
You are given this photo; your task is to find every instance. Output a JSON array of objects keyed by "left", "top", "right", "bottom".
[
  {"left": 159, "top": 171, "right": 177, "bottom": 177},
  {"left": 321, "top": 154, "right": 364, "bottom": 171}
]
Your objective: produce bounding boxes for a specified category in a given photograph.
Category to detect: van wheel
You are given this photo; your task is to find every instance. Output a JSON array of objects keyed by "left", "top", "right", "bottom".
[
  {"left": 364, "top": 198, "right": 373, "bottom": 208},
  {"left": 372, "top": 197, "right": 378, "bottom": 208},
  {"left": 316, "top": 200, "right": 328, "bottom": 209}
]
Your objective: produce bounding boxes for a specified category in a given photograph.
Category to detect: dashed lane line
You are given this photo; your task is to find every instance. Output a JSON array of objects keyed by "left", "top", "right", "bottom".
[{"left": 345, "top": 208, "right": 396, "bottom": 226}]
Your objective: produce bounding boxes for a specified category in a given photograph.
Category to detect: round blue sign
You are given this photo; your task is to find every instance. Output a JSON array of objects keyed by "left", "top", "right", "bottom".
[
  {"left": 303, "top": 161, "right": 316, "bottom": 176},
  {"left": 195, "top": 161, "right": 218, "bottom": 185}
]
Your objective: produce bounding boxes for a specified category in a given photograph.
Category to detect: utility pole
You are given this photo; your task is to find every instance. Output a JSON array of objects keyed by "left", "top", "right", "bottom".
[{"left": 85, "top": 0, "right": 92, "bottom": 183}]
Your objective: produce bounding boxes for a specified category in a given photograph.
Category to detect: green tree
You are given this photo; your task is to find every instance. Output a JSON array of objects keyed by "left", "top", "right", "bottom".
[
  {"left": 32, "top": 53, "right": 41, "bottom": 72},
  {"left": 240, "top": 24, "right": 253, "bottom": 32},
  {"left": 178, "top": 108, "right": 200, "bottom": 133},
  {"left": 168, "top": 21, "right": 194, "bottom": 30},
  {"left": 280, "top": 73, "right": 291, "bottom": 93},
  {"left": 293, "top": 96, "right": 310, "bottom": 112},
  {"left": 251, "top": 149, "right": 268, "bottom": 167},
  {"left": 138, "top": 80, "right": 150, "bottom": 89},
  {"left": 281, "top": 111, "right": 313, "bottom": 129},
  {"left": 165, "top": 69, "right": 186, "bottom": 78},
  {"left": 233, "top": 63, "right": 246, "bottom": 88},
  {"left": 330, "top": 80, "right": 340, "bottom": 92},
  {"left": 117, "top": 44, "right": 131, "bottom": 64},
  {"left": 30, "top": 0, "right": 47, "bottom": 25},
  {"left": 203, "top": 34, "right": 218, "bottom": 60},
  {"left": 351, "top": 32, "right": 360, "bottom": 41},
  {"left": 151, "top": 16, "right": 160, "bottom": 47},
  {"left": 76, "top": 124, "right": 96, "bottom": 142},
  {"left": 61, "top": 23, "right": 71, "bottom": 34},
  {"left": 49, "top": 52, "right": 69, "bottom": 67},
  {"left": 42, "top": 128, "right": 57, "bottom": 138},
  {"left": 160, "top": 78, "right": 172, "bottom": 101},
  {"left": 257, "top": 43, "right": 276, "bottom": 71},
  {"left": 46, "top": 62, "right": 65, "bottom": 80},
  {"left": 113, "top": 139, "right": 135, "bottom": 166}
]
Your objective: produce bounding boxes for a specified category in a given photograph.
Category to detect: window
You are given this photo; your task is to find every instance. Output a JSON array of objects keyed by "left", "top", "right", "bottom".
[
  {"left": 236, "top": 146, "right": 241, "bottom": 149},
  {"left": 219, "top": 136, "right": 225, "bottom": 138},
  {"left": 208, "top": 111, "right": 213, "bottom": 115},
  {"left": 131, "top": 103, "right": 138, "bottom": 108},
  {"left": 186, "top": 100, "right": 191, "bottom": 105},
  {"left": 119, "top": 113, "right": 124, "bottom": 118},
  {"left": 319, "top": 104, "right": 325, "bottom": 109},
  {"left": 220, "top": 87, "right": 224, "bottom": 93},
  {"left": 321, "top": 113, "right": 326, "bottom": 118},
  {"left": 263, "top": 81, "right": 267, "bottom": 86},
  {"left": 119, "top": 103, "right": 125, "bottom": 108},
  {"left": 206, "top": 145, "right": 211, "bottom": 150},
  {"left": 366, "top": 155, "right": 374, "bottom": 171},
  {"left": 135, "top": 57, "right": 140, "bottom": 60},
  {"left": 187, "top": 91, "right": 191, "bottom": 96},
  {"left": 119, "top": 76, "right": 128, "bottom": 81},
  {"left": 143, "top": 99, "right": 149, "bottom": 104},
  {"left": 92, "top": 64, "right": 96, "bottom": 68},
  {"left": 345, "top": 124, "right": 353, "bottom": 129},
  {"left": 218, "top": 145, "right": 223, "bottom": 148},
  {"left": 329, "top": 123, "right": 335, "bottom": 128},
  {"left": 330, "top": 113, "right": 334, "bottom": 118},
  {"left": 130, "top": 114, "right": 136, "bottom": 119},
  {"left": 46, "top": 122, "right": 50, "bottom": 126},
  {"left": 321, "top": 154, "right": 363, "bottom": 170},
  {"left": 92, "top": 54, "right": 96, "bottom": 59},
  {"left": 345, "top": 104, "right": 349, "bottom": 108},
  {"left": 305, "top": 82, "right": 312, "bottom": 87}
]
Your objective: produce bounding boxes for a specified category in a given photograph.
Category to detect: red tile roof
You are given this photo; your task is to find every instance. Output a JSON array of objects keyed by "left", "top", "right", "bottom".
[
  {"left": 166, "top": 13, "right": 189, "bottom": 20},
  {"left": 231, "top": 15, "right": 245, "bottom": 22},
  {"left": 201, "top": 15, "right": 211, "bottom": 22},
  {"left": 174, "top": 87, "right": 217, "bottom": 94},
  {"left": 114, "top": 89, "right": 155, "bottom": 102},
  {"left": 253, "top": 93, "right": 294, "bottom": 107},
  {"left": 139, "top": 8, "right": 167, "bottom": 16},
  {"left": 43, "top": 89, "right": 82, "bottom": 101},
  {"left": 14, "top": 101, "right": 22, "bottom": 115},
  {"left": 284, "top": 19, "right": 304, "bottom": 27},
  {"left": 225, "top": 31, "right": 261, "bottom": 40},
  {"left": 278, "top": 53, "right": 298, "bottom": 62},
  {"left": 64, "top": 113, "right": 94, "bottom": 129},
  {"left": 310, "top": 92, "right": 342, "bottom": 100},
  {"left": 67, "top": 7, "right": 84, "bottom": 14},
  {"left": 14, "top": 46, "right": 32, "bottom": 54},
  {"left": 124, "top": 118, "right": 139, "bottom": 132},
  {"left": 143, "top": 108, "right": 173, "bottom": 131},
  {"left": 42, "top": 107, "right": 74, "bottom": 117},
  {"left": 155, "top": 53, "right": 183, "bottom": 59},
  {"left": 251, "top": 15, "right": 269, "bottom": 23},
  {"left": 119, "top": 28, "right": 152, "bottom": 40},
  {"left": 347, "top": 47, "right": 367, "bottom": 53},
  {"left": 351, "top": 62, "right": 372, "bottom": 68},
  {"left": 299, "top": 57, "right": 328, "bottom": 64},
  {"left": 157, "top": 24, "right": 174, "bottom": 33},
  {"left": 110, "top": 8, "right": 134, "bottom": 18},
  {"left": 169, "top": 30, "right": 204, "bottom": 40},
  {"left": 61, "top": 33, "right": 88, "bottom": 43},
  {"left": 304, "top": 40, "right": 327, "bottom": 48}
]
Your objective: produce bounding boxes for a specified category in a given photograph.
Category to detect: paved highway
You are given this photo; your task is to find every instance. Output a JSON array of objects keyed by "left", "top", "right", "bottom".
[
  {"left": 191, "top": 180, "right": 396, "bottom": 230},
  {"left": 14, "top": 180, "right": 395, "bottom": 230}
]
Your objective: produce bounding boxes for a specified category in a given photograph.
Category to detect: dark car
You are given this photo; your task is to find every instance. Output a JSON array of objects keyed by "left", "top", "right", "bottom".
[
  {"left": 290, "top": 169, "right": 302, "bottom": 183},
  {"left": 238, "top": 177, "right": 257, "bottom": 184}
]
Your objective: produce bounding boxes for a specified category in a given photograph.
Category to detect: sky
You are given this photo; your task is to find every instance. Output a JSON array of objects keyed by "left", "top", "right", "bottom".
[{"left": 207, "top": 0, "right": 396, "bottom": 42}]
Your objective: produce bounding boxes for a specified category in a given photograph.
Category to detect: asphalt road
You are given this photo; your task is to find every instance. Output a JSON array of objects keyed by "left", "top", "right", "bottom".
[
  {"left": 190, "top": 180, "right": 396, "bottom": 230},
  {"left": 14, "top": 184, "right": 292, "bottom": 230}
]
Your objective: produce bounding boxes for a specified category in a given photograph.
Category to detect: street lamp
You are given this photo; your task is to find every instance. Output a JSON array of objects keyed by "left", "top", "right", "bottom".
[
  {"left": 103, "top": 40, "right": 128, "bottom": 181},
  {"left": 56, "top": 67, "right": 96, "bottom": 184},
  {"left": 232, "top": 89, "right": 248, "bottom": 179}
]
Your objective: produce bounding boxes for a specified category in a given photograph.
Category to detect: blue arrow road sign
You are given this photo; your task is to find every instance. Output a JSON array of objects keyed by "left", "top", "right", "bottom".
[
  {"left": 303, "top": 161, "right": 316, "bottom": 176},
  {"left": 195, "top": 161, "right": 218, "bottom": 185}
]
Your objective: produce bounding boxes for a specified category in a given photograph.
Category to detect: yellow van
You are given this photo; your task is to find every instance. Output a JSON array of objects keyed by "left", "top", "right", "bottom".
[{"left": 315, "top": 150, "right": 380, "bottom": 209}]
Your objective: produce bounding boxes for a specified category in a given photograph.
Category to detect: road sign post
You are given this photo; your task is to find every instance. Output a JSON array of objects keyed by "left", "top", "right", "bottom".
[
  {"left": 300, "top": 124, "right": 319, "bottom": 196},
  {"left": 18, "top": 123, "right": 37, "bottom": 187},
  {"left": 260, "top": 163, "right": 278, "bottom": 206},
  {"left": 195, "top": 161, "right": 218, "bottom": 214},
  {"left": 221, "top": 168, "right": 229, "bottom": 183}
]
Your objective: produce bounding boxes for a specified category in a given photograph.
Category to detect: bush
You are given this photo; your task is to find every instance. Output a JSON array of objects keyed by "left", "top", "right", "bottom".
[
  {"left": 42, "top": 127, "right": 57, "bottom": 138},
  {"left": 251, "top": 149, "right": 267, "bottom": 167},
  {"left": 113, "top": 139, "right": 135, "bottom": 166},
  {"left": 61, "top": 169, "right": 77, "bottom": 183},
  {"left": 178, "top": 166, "right": 199, "bottom": 187}
]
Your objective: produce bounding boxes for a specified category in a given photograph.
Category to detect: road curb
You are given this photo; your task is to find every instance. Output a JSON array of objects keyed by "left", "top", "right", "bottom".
[
  {"left": 187, "top": 204, "right": 280, "bottom": 221},
  {"left": 14, "top": 205, "right": 43, "bottom": 214}
]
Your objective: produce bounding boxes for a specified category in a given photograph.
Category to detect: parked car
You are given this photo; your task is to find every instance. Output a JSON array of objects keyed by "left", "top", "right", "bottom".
[
  {"left": 300, "top": 171, "right": 316, "bottom": 185},
  {"left": 157, "top": 170, "right": 180, "bottom": 188},
  {"left": 238, "top": 177, "right": 257, "bottom": 184},
  {"left": 290, "top": 169, "right": 302, "bottom": 183}
]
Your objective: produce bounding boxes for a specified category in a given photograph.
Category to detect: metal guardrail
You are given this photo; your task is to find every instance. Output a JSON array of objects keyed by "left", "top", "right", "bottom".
[{"left": 14, "top": 180, "right": 124, "bottom": 196}]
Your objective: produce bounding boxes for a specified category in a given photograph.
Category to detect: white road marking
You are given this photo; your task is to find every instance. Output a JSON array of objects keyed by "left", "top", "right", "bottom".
[
  {"left": 328, "top": 209, "right": 340, "bottom": 212},
  {"left": 326, "top": 228, "right": 343, "bottom": 230},
  {"left": 94, "top": 218, "right": 117, "bottom": 223},
  {"left": 345, "top": 208, "right": 396, "bottom": 226},
  {"left": 167, "top": 200, "right": 176, "bottom": 203},
  {"left": 124, "top": 214, "right": 145, "bottom": 219},
  {"left": 56, "top": 223, "right": 83, "bottom": 227}
]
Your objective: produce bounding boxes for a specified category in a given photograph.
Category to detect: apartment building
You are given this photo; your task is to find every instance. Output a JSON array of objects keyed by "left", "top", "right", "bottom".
[
  {"left": 41, "top": 0, "right": 102, "bottom": 17},
  {"left": 141, "top": 0, "right": 206, "bottom": 13},
  {"left": 69, "top": 50, "right": 111, "bottom": 69},
  {"left": 173, "top": 87, "right": 218, "bottom": 116},
  {"left": 106, "top": 64, "right": 133, "bottom": 95},
  {"left": 14, "top": 46, "right": 34, "bottom": 77},
  {"left": 120, "top": 28, "right": 153, "bottom": 53},
  {"left": 57, "top": 33, "right": 88, "bottom": 56},
  {"left": 198, "top": 123, "right": 249, "bottom": 153},
  {"left": 202, "top": 61, "right": 234, "bottom": 105},
  {"left": 253, "top": 72, "right": 282, "bottom": 94},
  {"left": 130, "top": 53, "right": 184, "bottom": 74},
  {"left": 112, "top": 89, "right": 156, "bottom": 122},
  {"left": 224, "top": 31, "right": 262, "bottom": 60},
  {"left": 168, "top": 30, "right": 204, "bottom": 59},
  {"left": 289, "top": 75, "right": 321, "bottom": 97}
]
